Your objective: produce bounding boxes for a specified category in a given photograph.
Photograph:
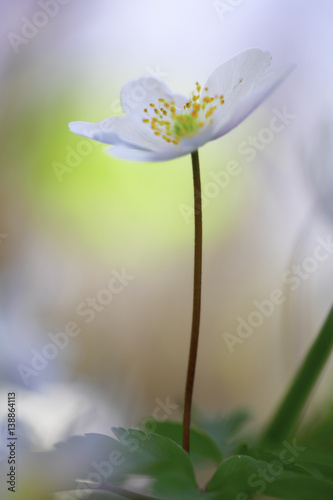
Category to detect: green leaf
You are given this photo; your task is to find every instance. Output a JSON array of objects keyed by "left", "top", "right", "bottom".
[
  {"left": 53, "top": 428, "right": 198, "bottom": 499},
  {"left": 206, "top": 455, "right": 268, "bottom": 498},
  {"left": 152, "top": 473, "right": 207, "bottom": 500},
  {"left": 262, "top": 306, "right": 333, "bottom": 445},
  {"left": 245, "top": 443, "right": 333, "bottom": 483},
  {"left": 265, "top": 474, "right": 333, "bottom": 500},
  {"left": 206, "top": 453, "right": 333, "bottom": 500},
  {"left": 151, "top": 421, "right": 222, "bottom": 463},
  {"left": 295, "top": 449, "right": 333, "bottom": 482},
  {"left": 194, "top": 410, "right": 251, "bottom": 456},
  {"left": 298, "top": 404, "right": 333, "bottom": 451},
  {"left": 111, "top": 428, "right": 197, "bottom": 486},
  {"left": 242, "top": 437, "right": 333, "bottom": 484},
  {"left": 240, "top": 446, "right": 316, "bottom": 477},
  {"left": 53, "top": 433, "right": 128, "bottom": 489}
]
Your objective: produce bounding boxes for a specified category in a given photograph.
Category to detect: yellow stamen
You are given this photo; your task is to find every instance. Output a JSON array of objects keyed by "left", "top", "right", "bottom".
[
  {"left": 141, "top": 81, "right": 221, "bottom": 146},
  {"left": 205, "top": 106, "right": 216, "bottom": 119}
]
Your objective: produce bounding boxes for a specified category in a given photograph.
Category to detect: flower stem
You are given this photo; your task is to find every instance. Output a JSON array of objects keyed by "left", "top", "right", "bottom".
[
  {"left": 261, "top": 306, "right": 333, "bottom": 445},
  {"left": 183, "top": 150, "right": 202, "bottom": 453}
]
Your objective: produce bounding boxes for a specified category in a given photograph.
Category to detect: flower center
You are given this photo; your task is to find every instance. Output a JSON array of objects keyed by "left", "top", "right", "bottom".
[{"left": 142, "top": 82, "right": 225, "bottom": 145}]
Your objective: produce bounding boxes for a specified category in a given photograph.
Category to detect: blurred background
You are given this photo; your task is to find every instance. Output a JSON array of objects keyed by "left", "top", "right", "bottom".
[{"left": 1, "top": 0, "right": 333, "bottom": 481}]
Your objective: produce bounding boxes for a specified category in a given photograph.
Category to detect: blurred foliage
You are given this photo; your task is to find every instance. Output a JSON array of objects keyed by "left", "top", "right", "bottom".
[
  {"left": 50, "top": 407, "right": 333, "bottom": 500},
  {"left": 297, "top": 403, "right": 333, "bottom": 452},
  {"left": 31, "top": 305, "right": 331, "bottom": 500}
]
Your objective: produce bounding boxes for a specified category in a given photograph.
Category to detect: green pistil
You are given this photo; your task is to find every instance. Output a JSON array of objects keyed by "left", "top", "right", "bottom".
[{"left": 173, "top": 114, "right": 199, "bottom": 138}]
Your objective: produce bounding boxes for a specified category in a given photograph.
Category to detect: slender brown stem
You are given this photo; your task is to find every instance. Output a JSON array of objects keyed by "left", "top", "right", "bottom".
[{"left": 182, "top": 150, "right": 203, "bottom": 453}]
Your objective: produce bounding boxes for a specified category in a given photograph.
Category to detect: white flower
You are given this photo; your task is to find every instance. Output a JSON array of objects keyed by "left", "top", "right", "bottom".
[{"left": 69, "top": 49, "right": 294, "bottom": 162}]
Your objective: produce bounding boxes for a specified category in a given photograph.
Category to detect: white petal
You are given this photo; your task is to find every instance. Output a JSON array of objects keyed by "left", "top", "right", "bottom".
[
  {"left": 203, "top": 49, "right": 272, "bottom": 109},
  {"left": 172, "top": 93, "right": 190, "bottom": 110},
  {"left": 69, "top": 116, "right": 163, "bottom": 151},
  {"left": 211, "top": 64, "right": 295, "bottom": 140},
  {"left": 120, "top": 75, "right": 187, "bottom": 117},
  {"left": 107, "top": 145, "right": 186, "bottom": 162},
  {"left": 178, "top": 125, "right": 217, "bottom": 152},
  {"left": 69, "top": 118, "right": 124, "bottom": 144}
]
